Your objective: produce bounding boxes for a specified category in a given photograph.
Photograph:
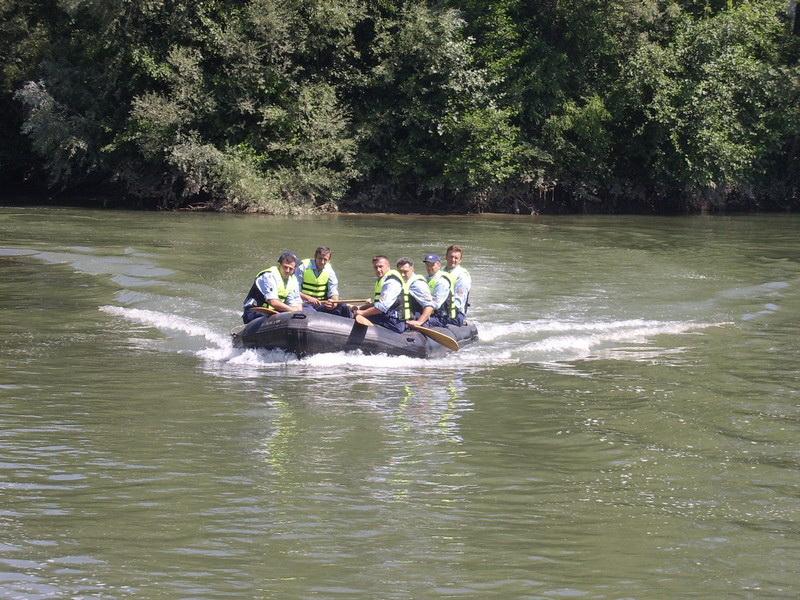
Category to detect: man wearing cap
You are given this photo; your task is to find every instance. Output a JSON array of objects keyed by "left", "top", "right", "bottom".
[
  {"left": 242, "top": 251, "right": 303, "bottom": 323},
  {"left": 422, "top": 254, "right": 459, "bottom": 327},
  {"left": 295, "top": 246, "right": 351, "bottom": 317},
  {"left": 444, "top": 244, "right": 471, "bottom": 325}
]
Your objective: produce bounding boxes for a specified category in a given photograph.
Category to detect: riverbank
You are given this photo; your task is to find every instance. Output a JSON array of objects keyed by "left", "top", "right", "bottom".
[{"left": 2, "top": 185, "right": 798, "bottom": 216}]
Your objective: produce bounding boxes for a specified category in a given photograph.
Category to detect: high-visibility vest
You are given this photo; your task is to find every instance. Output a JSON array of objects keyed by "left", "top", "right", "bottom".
[
  {"left": 428, "top": 270, "right": 457, "bottom": 319},
  {"left": 373, "top": 270, "right": 403, "bottom": 302},
  {"left": 402, "top": 273, "right": 427, "bottom": 320},
  {"left": 256, "top": 266, "right": 299, "bottom": 304},
  {"left": 300, "top": 258, "right": 332, "bottom": 300},
  {"left": 445, "top": 264, "right": 470, "bottom": 314}
]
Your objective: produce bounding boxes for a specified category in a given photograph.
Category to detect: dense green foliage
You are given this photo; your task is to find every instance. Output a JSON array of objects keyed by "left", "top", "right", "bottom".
[{"left": 1, "top": 0, "right": 798, "bottom": 213}]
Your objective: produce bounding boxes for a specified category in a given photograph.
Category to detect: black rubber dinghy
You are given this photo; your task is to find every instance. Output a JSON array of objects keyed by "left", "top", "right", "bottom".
[{"left": 232, "top": 311, "right": 478, "bottom": 358}]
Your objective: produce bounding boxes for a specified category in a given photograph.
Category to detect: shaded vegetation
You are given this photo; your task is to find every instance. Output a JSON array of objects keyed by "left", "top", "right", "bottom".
[{"left": 1, "top": 0, "right": 798, "bottom": 214}]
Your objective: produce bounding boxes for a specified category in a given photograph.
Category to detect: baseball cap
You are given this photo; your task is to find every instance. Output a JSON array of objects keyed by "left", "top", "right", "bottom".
[{"left": 423, "top": 254, "right": 441, "bottom": 263}]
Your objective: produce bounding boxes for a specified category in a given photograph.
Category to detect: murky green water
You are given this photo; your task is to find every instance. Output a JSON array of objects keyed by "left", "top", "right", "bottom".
[{"left": 1, "top": 207, "right": 799, "bottom": 598}]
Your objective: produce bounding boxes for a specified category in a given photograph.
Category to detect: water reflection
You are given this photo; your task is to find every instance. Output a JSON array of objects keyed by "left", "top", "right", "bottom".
[{"left": 255, "top": 377, "right": 470, "bottom": 473}]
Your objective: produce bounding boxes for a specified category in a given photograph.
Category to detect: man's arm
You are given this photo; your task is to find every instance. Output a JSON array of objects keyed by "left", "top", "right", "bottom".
[
  {"left": 453, "top": 275, "right": 470, "bottom": 311},
  {"left": 267, "top": 297, "right": 301, "bottom": 312},
  {"left": 430, "top": 278, "right": 450, "bottom": 310},
  {"left": 282, "top": 285, "right": 303, "bottom": 312},
  {"left": 321, "top": 268, "right": 340, "bottom": 308},
  {"left": 407, "top": 280, "right": 435, "bottom": 326},
  {"left": 407, "top": 306, "right": 434, "bottom": 327},
  {"left": 356, "top": 279, "right": 401, "bottom": 318},
  {"left": 299, "top": 292, "right": 321, "bottom": 305},
  {"left": 410, "top": 279, "right": 434, "bottom": 308},
  {"left": 263, "top": 272, "right": 301, "bottom": 313}
]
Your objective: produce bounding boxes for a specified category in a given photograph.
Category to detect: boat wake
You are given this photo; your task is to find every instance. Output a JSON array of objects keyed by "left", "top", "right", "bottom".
[
  {"left": 100, "top": 306, "right": 230, "bottom": 349},
  {"left": 99, "top": 305, "right": 730, "bottom": 376}
]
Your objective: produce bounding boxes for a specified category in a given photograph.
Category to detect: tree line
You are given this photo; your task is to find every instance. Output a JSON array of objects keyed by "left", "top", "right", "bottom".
[{"left": 1, "top": 0, "right": 798, "bottom": 214}]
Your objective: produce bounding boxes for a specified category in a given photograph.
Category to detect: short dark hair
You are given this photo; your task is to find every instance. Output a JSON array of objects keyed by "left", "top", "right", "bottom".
[
  {"left": 278, "top": 251, "right": 298, "bottom": 265},
  {"left": 446, "top": 244, "right": 463, "bottom": 256},
  {"left": 396, "top": 257, "right": 413, "bottom": 268},
  {"left": 372, "top": 255, "right": 389, "bottom": 264},
  {"left": 315, "top": 246, "right": 331, "bottom": 257}
]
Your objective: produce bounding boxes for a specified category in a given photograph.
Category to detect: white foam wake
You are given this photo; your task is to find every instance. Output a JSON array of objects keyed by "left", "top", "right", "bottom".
[
  {"left": 477, "top": 319, "right": 680, "bottom": 341},
  {"left": 100, "top": 305, "right": 731, "bottom": 374},
  {"left": 99, "top": 305, "right": 231, "bottom": 349},
  {"left": 514, "top": 320, "right": 721, "bottom": 361},
  {"left": 99, "top": 305, "right": 457, "bottom": 371},
  {"left": 478, "top": 318, "right": 719, "bottom": 342}
]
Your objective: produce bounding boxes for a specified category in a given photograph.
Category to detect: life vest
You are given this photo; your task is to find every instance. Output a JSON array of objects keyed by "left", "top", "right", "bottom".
[
  {"left": 401, "top": 273, "right": 428, "bottom": 320},
  {"left": 445, "top": 264, "right": 470, "bottom": 314},
  {"left": 256, "top": 265, "right": 299, "bottom": 305},
  {"left": 428, "top": 270, "right": 457, "bottom": 320},
  {"left": 300, "top": 258, "right": 332, "bottom": 300},
  {"left": 373, "top": 269, "right": 406, "bottom": 319},
  {"left": 373, "top": 269, "right": 403, "bottom": 302}
]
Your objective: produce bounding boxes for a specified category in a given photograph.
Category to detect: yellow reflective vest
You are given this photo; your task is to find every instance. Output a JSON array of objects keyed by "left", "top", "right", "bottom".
[
  {"left": 373, "top": 269, "right": 403, "bottom": 303},
  {"left": 402, "top": 273, "right": 427, "bottom": 320},
  {"left": 428, "top": 270, "right": 457, "bottom": 319},
  {"left": 256, "top": 266, "right": 299, "bottom": 304},
  {"left": 300, "top": 258, "right": 332, "bottom": 300}
]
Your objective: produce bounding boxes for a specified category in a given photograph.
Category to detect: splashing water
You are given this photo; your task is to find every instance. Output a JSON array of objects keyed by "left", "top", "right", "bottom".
[{"left": 99, "top": 305, "right": 727, "bottom": 376}]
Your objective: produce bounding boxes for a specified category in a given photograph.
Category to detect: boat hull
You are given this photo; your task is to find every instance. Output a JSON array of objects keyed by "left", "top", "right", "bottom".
[{"left": 231, "top": 311, "right": 477, "bottom": 358}]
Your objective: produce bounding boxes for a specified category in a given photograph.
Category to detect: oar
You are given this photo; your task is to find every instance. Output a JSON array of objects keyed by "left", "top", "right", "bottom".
[
  {"left": 330, "top": 298, "right": 370, "bottom": 304},
  {"left": 408, "top": 323, "right": 460, "bottom": 351},
  {"left": 354, "top": 314, "right": 374, "bottom": 327},
  {"left": 251, "top": 306, "right": 278, "bottom": 315}
]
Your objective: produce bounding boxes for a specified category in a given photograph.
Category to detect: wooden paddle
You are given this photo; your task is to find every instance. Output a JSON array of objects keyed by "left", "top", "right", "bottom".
[
  {"left": 354, "top": 314, "right": 374, "bottom": 327},
  {"left": 251, "top": 306, "right": 278, "bottom": 315},
  {"left": 408, "top": 323, "right": 460, "bottom": 351},
  {"left": 329, "top": 298, "right": 370, "bottom": 304}
]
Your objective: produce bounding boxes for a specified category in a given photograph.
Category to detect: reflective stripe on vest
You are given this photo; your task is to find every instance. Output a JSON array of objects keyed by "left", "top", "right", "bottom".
[
  {"left": 428, "top": 270, "right": 457, "bottom": 319},
  {"left": 256, "top": 265, "right": 299, "bottom": 304},
  {"left": 402, "top": 274, "right": 427, "bottom": 320},
  {"left": 373, "top": 270, "right": 403, "bottom": 302},
  {"left": 300, "top": 258, "right": 332, "bottom": 300}
]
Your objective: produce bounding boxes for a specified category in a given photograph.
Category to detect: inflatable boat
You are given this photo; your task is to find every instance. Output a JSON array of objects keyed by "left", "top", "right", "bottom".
[{"left": 231, "top": 310, "right": 478, "bottom": 358}]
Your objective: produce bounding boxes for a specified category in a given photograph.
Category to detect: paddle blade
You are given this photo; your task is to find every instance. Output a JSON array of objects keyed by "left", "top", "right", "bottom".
[
  {"left": 355, "top": 314, "right": 374, "bottom": 327},
  {"left": 409, "top": 324, "right": 459, "bottom": 351}
]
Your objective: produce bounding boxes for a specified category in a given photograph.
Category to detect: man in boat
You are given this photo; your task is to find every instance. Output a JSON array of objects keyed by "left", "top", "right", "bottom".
[
  {"left": 421, "top": 254, "right": 459, "bottom": 327},
  {"left": 241, "top": 251, "right": 302, "bottom": 323},
  {"left": 444, "top": 244, "right": 471, "bottom": 325},
  {"left": 295, "top": 246, "right": 351, "bottom": 317},
  {"left": 398, "top": 257, "right": 437, "bottom": 329},
  {"left": 354, "top": 256, "right": 433, "bottom": 333},
  {"left": 354, "top": 255, "right": 404, "bottom": 332}
]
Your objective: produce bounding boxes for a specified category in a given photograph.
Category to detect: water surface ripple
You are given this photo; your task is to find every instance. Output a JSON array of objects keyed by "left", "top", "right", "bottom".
[{"left": 1, "top": 209, "right": 799, "bottom": 598}]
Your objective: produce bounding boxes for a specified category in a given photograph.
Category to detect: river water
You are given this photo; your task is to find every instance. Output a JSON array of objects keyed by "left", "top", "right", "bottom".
[{"left": 1, "top": 207, "right": 798, "bottom": 598}]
